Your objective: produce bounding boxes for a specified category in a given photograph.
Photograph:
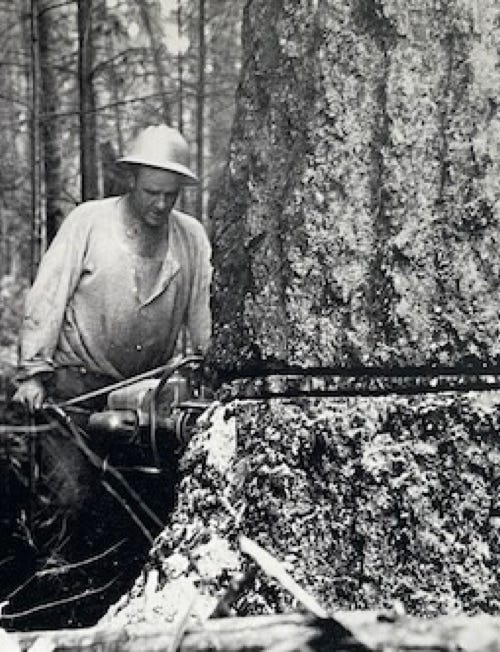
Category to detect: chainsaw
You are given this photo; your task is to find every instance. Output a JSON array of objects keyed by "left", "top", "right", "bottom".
[
  {"left": 81, "top": 356, "right": 214, "bottom": 468},
  {"left": 1, "top": 356, "right": 213, "bottom": 481},
  {"left": 0, "top": 356, "right": 214, "bottom": 549}
]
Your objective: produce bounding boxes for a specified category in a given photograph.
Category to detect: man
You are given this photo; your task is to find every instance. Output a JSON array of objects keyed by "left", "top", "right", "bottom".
[
  {"left": 14, "top": 125, "right": 211, "bottom": 410},
  {"left": 11, "top": 125, "right": 211, "bottom": 528}
]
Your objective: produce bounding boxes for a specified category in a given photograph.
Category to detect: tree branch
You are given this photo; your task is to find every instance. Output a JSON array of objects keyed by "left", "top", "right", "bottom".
[{"left": 1, "top": 576, "right": 119, "bottom": 621}]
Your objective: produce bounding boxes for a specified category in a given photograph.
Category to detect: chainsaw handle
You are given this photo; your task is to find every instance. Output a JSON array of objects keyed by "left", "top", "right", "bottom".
[{"left": 143, "top": 354, "right": 204, "bottom": 411}]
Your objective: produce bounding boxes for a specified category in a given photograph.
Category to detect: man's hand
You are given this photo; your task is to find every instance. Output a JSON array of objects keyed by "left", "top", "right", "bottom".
[{"left": 13, "top": 377, "right": 46, "bottom": 412}]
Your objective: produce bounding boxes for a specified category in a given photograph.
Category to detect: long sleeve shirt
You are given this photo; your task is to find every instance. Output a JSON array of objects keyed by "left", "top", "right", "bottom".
[{"left": 18, "top": 196, "right": 212, "bottom": 381}]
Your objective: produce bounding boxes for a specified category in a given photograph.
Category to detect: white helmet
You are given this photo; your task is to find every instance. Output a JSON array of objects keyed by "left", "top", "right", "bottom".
[{"left": 117, "top": 125, "right": 197, "bottom": 184}]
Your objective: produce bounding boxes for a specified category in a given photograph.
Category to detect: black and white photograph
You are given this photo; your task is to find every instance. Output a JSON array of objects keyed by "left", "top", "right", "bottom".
[{"left": 1, "top": 0, "right": 500, "bottom": 649}]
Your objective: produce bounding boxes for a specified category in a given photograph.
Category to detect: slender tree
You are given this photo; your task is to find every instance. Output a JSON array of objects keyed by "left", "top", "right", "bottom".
[
  {"left": 196, "top": 0, "right": 205, "bottom": 223},
  {"left": 39, "top": 0, "right": 64, "bottom": 242},
  {"left": 133, "top": 0, "right": 171, "bottom": 125},
  {"left": 177, "top": 0, "right": 186, "bottom": 212},
  {"left": 101, "top": 0, "right": 124, "bottom": 155},
  {"left": 28, "top": 0, "right": 44, "bottom": 278},
  {"left": 78, "top": 0, "right": 99, "bottom": 200}
]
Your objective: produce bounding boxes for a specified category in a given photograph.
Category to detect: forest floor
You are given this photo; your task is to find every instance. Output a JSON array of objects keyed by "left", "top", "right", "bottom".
[{"left": 0, "top": 383, "right": 178, "bottom": 632}]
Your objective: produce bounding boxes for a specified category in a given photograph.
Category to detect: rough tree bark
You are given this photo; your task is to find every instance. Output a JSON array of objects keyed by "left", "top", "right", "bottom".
[
  {"left": 134, "top": 0, "right": 172, "bottom": 126},
  {"left": 102, "top": 0, "right": 124, "bottom": 156},
  {"left": 206, "top": 1, "right": 244, "bottom": 238},
  {"left": 39, "top": 0, "right": 64, "bottom": 242},
  {"left": 196, "top": 0, "right": 205, "bottom": 222},
  {"left": 210, "top": 0, "right": 500, "bottom": 372},
  {"left": 78, "top": 0, "right": 99, "bottom": 201},
  {"left": 28, "top": 0, "right": 44, "bottom": 278}
]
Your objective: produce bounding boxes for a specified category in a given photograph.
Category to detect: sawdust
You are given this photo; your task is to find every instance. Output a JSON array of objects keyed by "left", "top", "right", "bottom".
[{"left": 101, "top": 404, "right": 241, "bottom": 627}]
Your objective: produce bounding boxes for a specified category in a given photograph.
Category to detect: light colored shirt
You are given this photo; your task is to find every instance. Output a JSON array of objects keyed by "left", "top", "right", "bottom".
[{"left": 18, "top": 196, "right": 212, "bottom": 381}]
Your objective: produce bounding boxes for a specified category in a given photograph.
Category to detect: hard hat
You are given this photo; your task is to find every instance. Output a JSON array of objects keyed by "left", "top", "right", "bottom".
[{"left": 117, "top": 125, "right": 197, "bottom": 184}]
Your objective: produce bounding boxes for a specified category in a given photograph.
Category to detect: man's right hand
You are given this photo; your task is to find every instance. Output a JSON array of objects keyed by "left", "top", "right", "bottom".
[{"left": 13, "top": 377, "right": 46, "bottom": 412}]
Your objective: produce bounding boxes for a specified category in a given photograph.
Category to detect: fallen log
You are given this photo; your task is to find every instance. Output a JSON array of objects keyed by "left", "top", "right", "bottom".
[{"left": 10, "top": 610, "right": 500, "bottom": 652}]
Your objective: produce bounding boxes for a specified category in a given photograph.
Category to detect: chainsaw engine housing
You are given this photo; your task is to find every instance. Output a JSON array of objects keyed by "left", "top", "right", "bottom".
[{"left": 87, "top": 370, "right": 212, "bottom": 467}]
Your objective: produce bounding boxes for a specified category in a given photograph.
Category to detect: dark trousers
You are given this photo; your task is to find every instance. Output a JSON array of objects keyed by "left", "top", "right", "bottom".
[
  {"left": 31, "top": 367, "right": 116, "bottom": 548},
  {"left": 3, "top": 368, "right": 176, "bottom": 628},
  {"left": 11, "top": 366, "right": 177, "bottom": 555}
]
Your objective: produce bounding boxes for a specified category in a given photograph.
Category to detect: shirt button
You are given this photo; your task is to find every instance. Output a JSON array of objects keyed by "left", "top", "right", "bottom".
[{"left": 136, "top": 344, "right": 142, "bottom": 351}]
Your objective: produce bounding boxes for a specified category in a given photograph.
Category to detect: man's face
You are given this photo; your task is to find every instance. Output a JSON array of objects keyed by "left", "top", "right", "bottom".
[{"left": 130, "top": 166, "right": 181, "bottom": 229}]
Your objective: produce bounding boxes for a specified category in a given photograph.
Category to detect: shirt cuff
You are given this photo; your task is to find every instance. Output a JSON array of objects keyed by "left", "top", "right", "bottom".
[{"left": 16, "top": 360, "right": 55, "bottom": 383}]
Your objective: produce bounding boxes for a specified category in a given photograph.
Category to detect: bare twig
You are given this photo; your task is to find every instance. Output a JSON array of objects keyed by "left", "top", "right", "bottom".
[
  {"left": 0, "top": 576, "right": 119, "bottom": 620},
  {"left": 0, "top": 556, "right": 14, "bottom": 570},
  {"left": 36, "top": 539, "right": 126, "bottom": 577},
  {"left": 4, "top": 573, "right": 37, "bottom": 603},
  {"left": 4, "top": 540, "right": 125, "bottom": 607},
  {"left": 91, "top": 46, "right": 150, "bottom": 75}
]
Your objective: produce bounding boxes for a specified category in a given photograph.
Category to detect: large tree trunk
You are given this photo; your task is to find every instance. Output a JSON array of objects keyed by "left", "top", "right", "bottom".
[
  {"left": 105, "top": 0, "right": 500, "bottom": 627},
  {"left": 204, "top": 0, "right": 500, "bottom": 614},
  {"left": 210, "top": 0, "right": 500, "bottom": 372}
]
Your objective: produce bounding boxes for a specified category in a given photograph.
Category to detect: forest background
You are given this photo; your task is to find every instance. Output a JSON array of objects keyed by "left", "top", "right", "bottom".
[{"left": 0, "top": 0, "right": 244, "bottom": 379}]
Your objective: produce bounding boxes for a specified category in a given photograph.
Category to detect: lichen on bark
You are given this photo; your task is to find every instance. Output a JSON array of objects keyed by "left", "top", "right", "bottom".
[
  {"left": 105, "top": 392, "right": 500, "bottom": 623},
  {"left": 210, "top": 0, "right": 500, "bottom": 371}
]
